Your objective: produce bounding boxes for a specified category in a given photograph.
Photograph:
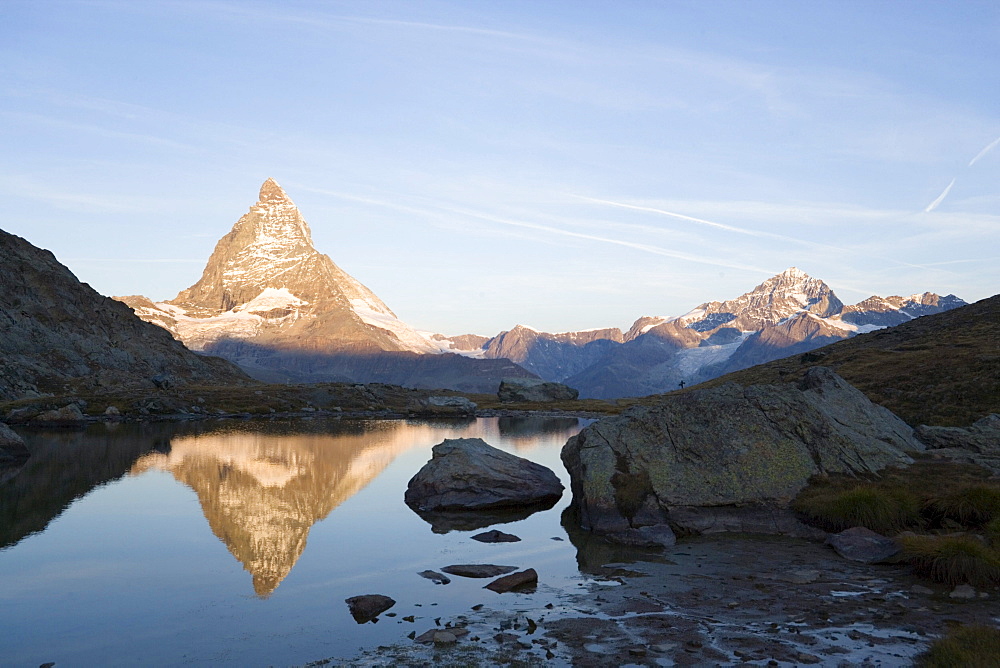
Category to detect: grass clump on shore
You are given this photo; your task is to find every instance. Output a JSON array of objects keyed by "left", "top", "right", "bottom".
[
  {"left": 899, "top": 534, "right": 1000, "bottom": 588},
  {"left": 918, "top": 624, "right": 1000, "bottom": 668},
  {"left": 792, "top": 483, "right": 921, "bottom": 534},
  {"left": 794, "top": 461, "right": 1000, "bottom": 586}
]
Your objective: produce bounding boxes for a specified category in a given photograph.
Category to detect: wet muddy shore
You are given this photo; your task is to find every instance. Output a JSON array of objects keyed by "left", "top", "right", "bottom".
[{"left": 318, "top": 533, "right": 999, "bottom": 667}]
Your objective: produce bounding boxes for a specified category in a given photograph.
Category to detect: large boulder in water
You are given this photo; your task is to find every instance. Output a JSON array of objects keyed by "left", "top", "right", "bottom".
[
  {"left": 561, "top": 367, "right": 922, "bottom": 547},
  {"left": 405, "top": 438, "right": 563, "bottom": 511},
  {"left": 498, "top": 378, "right": 578, "bottom": 402}
]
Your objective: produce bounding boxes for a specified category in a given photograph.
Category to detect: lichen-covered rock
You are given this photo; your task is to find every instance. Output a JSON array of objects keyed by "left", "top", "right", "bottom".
[
  {"left": 405, "top": 438, "right": 563, "bottom": 511},
  {"left": 498, "top": 378, "right": 578, "bottom": 403},
  {"left": 561, "top": 368, "right": 921, "bottom": 547}
]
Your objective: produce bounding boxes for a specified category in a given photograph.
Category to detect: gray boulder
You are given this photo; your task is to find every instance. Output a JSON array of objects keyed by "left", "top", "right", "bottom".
[
  {"left": 422, "top": 396, "right": 477, "bottom": 414},
  {"left": 31, "top": 403, "right": 86, "bottom": 426},
  {"left": 498, "top": 378, "right": 579, "bottom": 403},
  {"left": 561, "top": 367, "right": 921, "bottom": 547},
  {"left": 826, "top": 527, "right": 901, "bottom": 563},
  {"left": 405, "top": 438, "right": 563, "bottom": 511},
  {"left": 915, "top": 414, "right": 1000, "bottom": 451},
  {"left": 0, "top": 423, "right": 29, "bottom": 462}
]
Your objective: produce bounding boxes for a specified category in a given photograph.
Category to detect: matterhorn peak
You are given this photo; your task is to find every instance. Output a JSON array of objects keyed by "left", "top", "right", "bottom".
[{"left": 258, "top": 177, "right": 291, "bottom": 204}]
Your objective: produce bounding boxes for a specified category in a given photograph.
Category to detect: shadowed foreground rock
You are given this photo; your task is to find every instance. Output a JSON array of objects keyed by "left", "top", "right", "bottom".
[
  {"left": 345, "top": 594, "right": 395, "bottom": 623},
  {"left": 404, "top": 438, "right": 563, "bottom": 511},
  {"left": 561, "top": 367, "right": 922, "bottom": 547}
]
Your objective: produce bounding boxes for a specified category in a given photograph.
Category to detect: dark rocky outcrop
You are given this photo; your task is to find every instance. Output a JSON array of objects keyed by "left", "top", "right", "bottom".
[
  {"left": 498, "top": 378, "right": 579, "bottom": 403},
  {"left": 345, "top": 594, "right": 395, "bottom": 623},
  {"left": 0, "top": 228, "right": 248, "bottom": 401},
  {"left": 561, "top": 368, "right": 921, "bottom": 547},
  {"left": 404, "top": 438, "right": 563, "bottom": 511}
]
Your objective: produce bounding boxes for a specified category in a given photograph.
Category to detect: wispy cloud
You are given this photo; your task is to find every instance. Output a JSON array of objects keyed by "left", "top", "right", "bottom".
[
  {"left": 925, "top": 178, "right": 955, "bottom": 212},
  {"left": 578, "top": 194, "right": 938, "bottom": 271},
  {"left": 301, "top": 185, "right": 777, "bottom": 275},
  {"left": 969, "top": 135, "right": 1000, "bottom": 167}
]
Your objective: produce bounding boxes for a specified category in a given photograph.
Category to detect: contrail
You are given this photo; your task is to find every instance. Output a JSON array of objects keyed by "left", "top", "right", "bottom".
[
  {"left": 576, "top": 194, "right": 935, "bottom": 270},
  {"left": 925, "top": 178, "right": 955, "bottom": 213},
  {"left": 969, "top": 136, "right": 1000, "bottom": 167}
]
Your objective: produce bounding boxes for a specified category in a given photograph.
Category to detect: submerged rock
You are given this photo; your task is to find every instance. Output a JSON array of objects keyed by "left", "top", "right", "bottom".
[
  {"left": 417, "top": 570, "right": 451, "bottom": 585},
  {"left": 441, "top": 564, "right": 518, "bottom": 579},
  {"left": 404, "top": 438, "right": 563, "bottom": 511},
  {"left": 561, "top": 368, "right": 921, "bottom": 546},
  {"left": 471, "top": 529, "right": 521, "bottom": 543},
  {"left": 498, "top": 378, "right": 579, "bottom": 403},
  {"left": 826, "top": 527, "right": 901, "bottom": 564},
  {"left": 345, "top": 594, "right": 395, "bottom": 623}
]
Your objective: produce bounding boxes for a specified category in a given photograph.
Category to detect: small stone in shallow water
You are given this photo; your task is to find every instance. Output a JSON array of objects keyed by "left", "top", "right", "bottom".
[
  {"left": 949, "top": 584, "right": 977, "bottom": 599},
  {"left": 417, "top": 570, "right": 451, "bottom": 584},
  {"left": 485, "top": 569, "right": 538, "bottom": 593},
  {"left": 345, "top": 594, "right": 395, "bottom": 624},
  {"left": 472, "top": 529, "right": 521, "bottom": 543},
  {"left": 442, "top": 564, "right": 518, "bottom": 578}
]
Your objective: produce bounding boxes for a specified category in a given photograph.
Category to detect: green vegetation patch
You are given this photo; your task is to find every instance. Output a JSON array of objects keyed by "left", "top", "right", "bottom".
[
  {"left": 794, "top": 460, "right": 1000, "bottom": 586},
  {"left": 918, "top": 625, "right": 1000, "bottom": 668},
  {"left": 900, "top": 534, "right": 1000, "bottom": 588}
]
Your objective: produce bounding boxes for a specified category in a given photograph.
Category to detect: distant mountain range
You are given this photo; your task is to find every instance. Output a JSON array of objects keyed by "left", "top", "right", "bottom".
[
  {"left": 114, "top": 179, "right": 965, "bottom": 398},
  {"left": 460, "top": 268, "right": 965, "bottom": 398}
]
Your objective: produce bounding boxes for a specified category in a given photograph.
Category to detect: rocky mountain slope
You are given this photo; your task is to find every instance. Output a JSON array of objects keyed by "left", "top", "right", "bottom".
[
  {"left": 0, "top": 228, "right": 248, "bottom": 401},
  {"left": 119, "top": 179, "right": 533, "bottom": 391},
  {"left": 465, "top": 268, "right": 964, "bottom": 399}
]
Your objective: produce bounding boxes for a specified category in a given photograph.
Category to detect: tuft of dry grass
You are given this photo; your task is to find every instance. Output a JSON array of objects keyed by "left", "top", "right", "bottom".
[
  {"left": 792, "top": 483, "right": 921, "bottom": 534},
  {"left": 918, "top": 625, "right": 1000, "bottom": 668},
  {"left": 924, "top": 485, "right": 1000, "bottom": 528},
  {"left": 899, "top": 534, "right": 1000, "bottom": 587}
]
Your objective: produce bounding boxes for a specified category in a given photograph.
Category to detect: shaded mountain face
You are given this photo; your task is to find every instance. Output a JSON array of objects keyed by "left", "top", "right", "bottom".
[
  {"left": 470, "top": 268, "right": 965, "bottom": 399},
  {"left": 119, "top": 179, "right": 534, "bottom": 391},
  {"left": 0, "top": 229, "right": 247, "bottom": 401}
]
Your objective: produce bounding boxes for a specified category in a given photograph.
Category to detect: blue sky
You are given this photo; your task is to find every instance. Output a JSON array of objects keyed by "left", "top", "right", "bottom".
[{"left": 2, "top": 0, "right": 998, "bottom": 335}]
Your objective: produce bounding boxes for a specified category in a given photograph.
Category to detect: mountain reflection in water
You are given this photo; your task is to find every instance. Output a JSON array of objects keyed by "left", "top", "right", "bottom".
[{"left": 131, "top": 420, "right": 461, "bottom": 596}]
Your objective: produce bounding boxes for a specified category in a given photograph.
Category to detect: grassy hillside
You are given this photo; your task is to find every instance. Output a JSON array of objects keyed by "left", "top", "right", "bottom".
[{"left": 689, "top": 294, "right": 999, "bottom": 427}]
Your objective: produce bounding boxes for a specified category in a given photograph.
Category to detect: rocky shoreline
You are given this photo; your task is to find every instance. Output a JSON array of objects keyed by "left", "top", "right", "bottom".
[{"left": 307, "top": 531, "right": 999, "bottom": 667}]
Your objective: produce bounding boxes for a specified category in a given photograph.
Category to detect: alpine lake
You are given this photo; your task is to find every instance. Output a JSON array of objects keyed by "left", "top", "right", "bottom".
[
  {"left": 2, "top": 415, "right": 989, "bottom": 667},
  {"left": 0, "top": 415, "right": 600, "bottom": 666}
]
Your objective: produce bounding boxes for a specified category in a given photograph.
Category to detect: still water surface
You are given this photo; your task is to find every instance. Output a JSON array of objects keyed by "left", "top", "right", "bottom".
[{"left": 0, "top": 416, "right": 592, "bottom": 666}]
